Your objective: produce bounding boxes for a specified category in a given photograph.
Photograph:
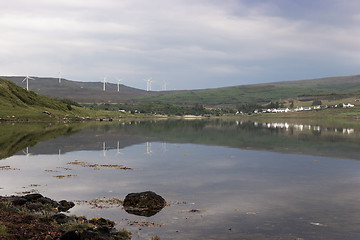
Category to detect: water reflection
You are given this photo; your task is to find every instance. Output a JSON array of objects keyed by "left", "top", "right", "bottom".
[
  {"left": 242, "top": 121, "right": 356, "bottom": 135},
  {"left": 2, "top": 119, "right": 359, "bottom": 161},
  {"left": 1, "top": 120, "right": 360, "bottom": 239}
]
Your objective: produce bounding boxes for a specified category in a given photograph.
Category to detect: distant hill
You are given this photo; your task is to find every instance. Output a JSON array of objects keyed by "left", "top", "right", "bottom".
[
  {"left": 136, "top": 75, "right": 360, "bottom": 106},
  {"left": 0, "top": 77, "right": 137, "bottom": 120},
  {"left": 2, "top": 76, "right": 152, "bottom": 103},
  {"left": 0, "top": 78, "right": 70, "bottom": 112},
  {"left": 3, "top": 75, "right": 360, "bottom": 106}
]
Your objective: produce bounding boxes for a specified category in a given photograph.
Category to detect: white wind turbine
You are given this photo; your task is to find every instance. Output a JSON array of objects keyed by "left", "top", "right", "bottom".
[
  {"left": 117, "top": 78, "right": 122, "bottom": 92},
  {"left": 103, "top": 77, "right": 107, "bottom": 91},
  {"left": 116, "top": 140, "right": 122, "bottom": 155},
  {"left": 162, "top": 80, "right": 167, "bottom": 91},
  {"left": 103, "top": 141, "right": 107, "bottom": 157},
  {"left": 146, "top": 141, "right": 152, "bottom": 155},
  {"left": 58, "top": 72, "right": 62, "bottom": 84},
  {"left": 22, "top": 76, "right": 35, "bottom": 91},
  {"left": 22, "top": 147, "right": 32, "bottom": 159},
  {"left": 146, "top": 78, "right": 152, "bottom": 91}
]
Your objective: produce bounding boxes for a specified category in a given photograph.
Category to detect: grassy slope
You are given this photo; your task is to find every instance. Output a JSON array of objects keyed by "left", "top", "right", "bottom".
[
  {"left": 2, "top": 76, "right": 150, "bottom": 103},
  {"left": 3, "top": 75, "right": 360, "bottom": 106},
  {"left": 0, "top": 78, "right": 137, "bottom": 120},
  {"left": 135, "top": 75, "right": 360, "bottom": 106},
  {"left": 0, "top": 78, "right": 70, "bottom": 119}
]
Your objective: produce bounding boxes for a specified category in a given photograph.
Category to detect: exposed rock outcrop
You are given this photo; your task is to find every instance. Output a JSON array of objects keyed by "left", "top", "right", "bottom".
[{"left": 123, "top": 191, "right": 166, "bottom": 217}]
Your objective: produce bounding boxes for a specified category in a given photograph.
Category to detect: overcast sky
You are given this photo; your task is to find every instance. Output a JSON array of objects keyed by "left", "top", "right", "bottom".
[{"left": 1, "top": 0, "right": 359, "bottom": 90}]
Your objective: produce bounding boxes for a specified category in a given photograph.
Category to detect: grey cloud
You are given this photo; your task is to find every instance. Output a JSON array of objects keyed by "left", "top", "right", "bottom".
[{"left": 0, "top": 0, "right": 359, "bottom": 90}]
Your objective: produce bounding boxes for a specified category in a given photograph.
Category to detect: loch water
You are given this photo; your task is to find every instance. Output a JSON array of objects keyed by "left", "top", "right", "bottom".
[{"left": 1, "top": 119, "right": 360, "bottom": 239}]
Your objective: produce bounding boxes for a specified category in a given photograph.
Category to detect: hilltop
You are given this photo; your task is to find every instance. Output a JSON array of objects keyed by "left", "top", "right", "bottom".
[
  {"left": 0, "top": 78, "right": 133, "bottom": 120},
  {"left": 3, "top": 75, "right": 360, "bottom": 106},
  {"left": 1, "top": 76, "right": 151, "bottom": 103},
  {"left": 0, "top": 78, "right": 75, "bottom": 120},
  {"left": 137, "top": 75, "right": 360, "bottom": 106}
]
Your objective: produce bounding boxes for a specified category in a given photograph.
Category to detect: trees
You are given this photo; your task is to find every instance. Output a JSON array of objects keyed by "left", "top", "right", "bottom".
[{"left": 311, "top": 100, "right": 322, "bottom": 106}]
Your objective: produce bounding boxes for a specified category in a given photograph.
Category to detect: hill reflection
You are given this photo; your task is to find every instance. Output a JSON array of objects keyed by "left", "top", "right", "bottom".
[{"left": 2, "top": 119, "right": 360, "bottom": 161}]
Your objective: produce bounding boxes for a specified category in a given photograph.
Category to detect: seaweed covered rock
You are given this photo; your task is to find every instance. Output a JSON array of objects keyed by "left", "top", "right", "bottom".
[
  {"left": 1, "top": 194, "right": 131, "bottom": 240},
  {"left": 0, "top": 194, "right": 74, "bottom": 213},
  {"left": 123, "top": 191, "right": 166, "bottom": 217},
  {"left": 58, "top": 200, "right": 75, "bottom": 212},
  {"left": 59, "top": 217, "right": 131, "bottom": 240}
]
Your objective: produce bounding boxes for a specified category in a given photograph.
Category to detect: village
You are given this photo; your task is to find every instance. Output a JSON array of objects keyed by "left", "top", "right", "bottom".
[{"left": 253, "top": 102, "right": 355, "bottom": 114}]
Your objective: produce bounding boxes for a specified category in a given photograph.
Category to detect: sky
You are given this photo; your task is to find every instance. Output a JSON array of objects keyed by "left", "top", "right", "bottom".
[{"left": 1, "top": 0, "right": 359, "bottom": 91}]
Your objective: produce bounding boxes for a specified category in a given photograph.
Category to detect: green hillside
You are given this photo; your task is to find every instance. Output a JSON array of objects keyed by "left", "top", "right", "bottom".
[
  {"left": 136, "top": 75, "right": 360, "bottom": 106},
  {"left": 0, "top": 78, "right": 74, "bottom": 119},
  {"left": 0, "top": 78, "right": 131, "bottom": 120},
  {"left": 2, "top": 76, "right": 150, "bottom": 103},
  {"left": 3, "top": 74, "right": 360, "bottom": 107}
]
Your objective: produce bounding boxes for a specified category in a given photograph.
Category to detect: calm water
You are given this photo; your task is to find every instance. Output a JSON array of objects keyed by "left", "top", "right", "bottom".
[{"left": 1, "top": 120, "right": 360, "bottom": 239}]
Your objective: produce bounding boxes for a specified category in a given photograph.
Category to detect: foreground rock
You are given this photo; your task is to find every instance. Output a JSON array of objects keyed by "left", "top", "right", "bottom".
[
  {"left": 0, "top": 194, "right": 131, "bottom": 240},
  {"left": 123, "top": 191, "right": 166, "bottom": 217},
  {"left": 0, "top": 193, "right": 74, "bottom": 212},
  {"left": 60, "top": 217, "right": 131, "bottom": 240}
]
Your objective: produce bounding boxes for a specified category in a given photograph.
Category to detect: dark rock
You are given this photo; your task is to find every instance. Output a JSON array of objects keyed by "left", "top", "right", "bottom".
[
  {"left": 39, "top": 197, "right": 59, "bottom": 207},
  {"left": 26, "top": 202, "right": 44, "bottom": 211},
  {"left": 60, "top": 229, "right": 106, "bottom": 240},
  {"left": 7, "top": 196, "right": 27, "bottom": 206},
  {"left": 60, "top": 229, "right": 81, "bottom": 240},
  {"left": 24, "top": 193, "right": 43, "bottom": 202},
  {"left": 51, "top": 213, "right": 73, "bottom": 224},
  {"left": 58, "top": 200, "right": 75, "bottom": 212},
  {"left": 89, "top": 218, "right": 115, "bottom": 228},
  {"left": 97, "top": 226, "right": 112, "bottom": 234},
  {"left": 123, "top": 191, "right": 166, "bottom": 217}
]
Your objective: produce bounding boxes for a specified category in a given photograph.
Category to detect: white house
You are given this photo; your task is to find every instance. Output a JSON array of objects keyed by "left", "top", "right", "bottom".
[
  {"left": 343, "top": 103, "right": 355, "bottom": 108},
  {"left": 278, "top": 108, "right": 291, "bottom": 112},
  {"left": 294, "top": 107, "right": 304, "bottom": 111}
]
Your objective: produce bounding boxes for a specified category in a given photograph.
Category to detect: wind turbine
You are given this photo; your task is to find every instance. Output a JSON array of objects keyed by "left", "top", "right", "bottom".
[
  {"left": 146, "top": 142, "right": 152, "bottom": 155},
  {"left": 22, "top": 76, "right": 35, "bottom": 91},
  {"left": 58, "top": 72, "right": 62, "bottom": 84},
  {"left": 116, "top": 140, "right": 122, "bottom": 155},
  {"left": 117, "top": 78, "right": 122, "bottom": 92},
  {"left": 146, "top": 78, "right": 152, "bottom": 91},
  {"left": 22, "top": 147, "right": 31, "bottom": 159},
  {"left": 103, "top": 77, "right": 107, "bottom": 91},
  {"left": 103, "top": 141, "right": 107, "bottom": 157},
  {"left": 162, "top": 80, "right": 167, "bottom": 91}
]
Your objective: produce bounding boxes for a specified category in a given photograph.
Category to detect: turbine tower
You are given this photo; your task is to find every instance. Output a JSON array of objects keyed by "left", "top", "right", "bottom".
[
  {"left": 162, "top": 80, "right": 167, "bottom": 91},
  {"left": 22, "top": 76, "right": 35, "bottom": 91},
  {"left": 103, "top": 141, "right": 106, "bottom": 157},
  {"left": 146, "top": 78, "right": 152, "bottom": 91},
  {"left": 58, "top": 72, "right": 62, "bottom": 84},
  {"left": 146, "top": 142, "right": 152, "bottom": 155},
  {"left": 117, "top": 78, "right": 122, "bottom": 92},
  {"left": 103, "top": 77, "right": 107, "bottom": 91},
  {"left": 116, "top": 140, "right": 122, "bottom": 155}
]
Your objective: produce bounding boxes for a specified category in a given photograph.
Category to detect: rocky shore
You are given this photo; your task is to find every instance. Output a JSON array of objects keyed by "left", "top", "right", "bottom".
[{"left": 0, "top": 193, "right": 131, "bottom": 240}]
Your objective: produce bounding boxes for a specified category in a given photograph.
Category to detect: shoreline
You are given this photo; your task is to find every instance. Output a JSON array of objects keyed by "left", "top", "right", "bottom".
[
  {"left": 1, "top": 106, "right": 359, "bottom": 124},
  {"left": 0, "top": 193, "right": 132, "bottom": 240}
]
